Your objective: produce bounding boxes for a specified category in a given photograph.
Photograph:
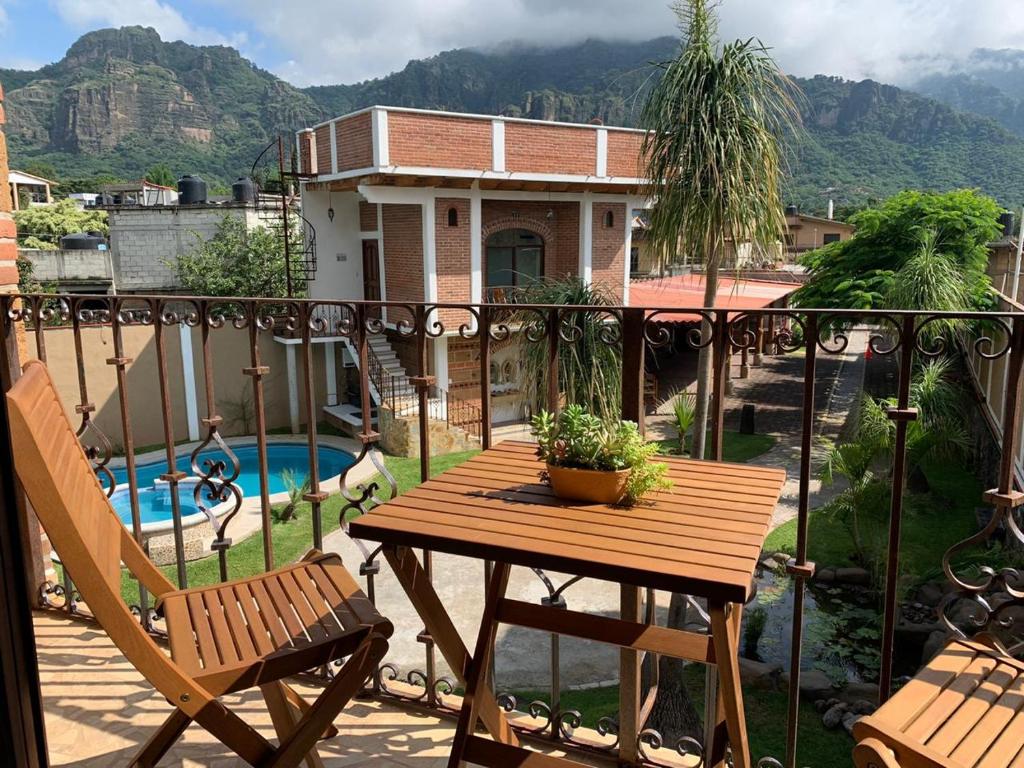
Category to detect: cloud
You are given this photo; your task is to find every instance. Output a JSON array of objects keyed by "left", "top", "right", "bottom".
[
  {"left": 50, "top": 0, "right": 245, "bottom": 48},
  {"left": 215, "top": 0, "right": 1024, "bottom": 87}
]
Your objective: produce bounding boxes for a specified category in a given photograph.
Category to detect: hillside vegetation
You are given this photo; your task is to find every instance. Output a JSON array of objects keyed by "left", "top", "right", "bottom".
[{"left": 4, "top": 27, "right": 1024, "bottom": 212}]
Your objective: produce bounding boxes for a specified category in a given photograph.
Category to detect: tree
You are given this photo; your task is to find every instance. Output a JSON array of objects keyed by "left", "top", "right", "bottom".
[
  {"left": 145, "top": 163, "right": 176, "bottom": 188},
  {"left": 796, "top": 189, "right": 1003, "bottom": 310},
  {"left": 513, "top": 276, "right": 622, "bottom": 422},
  {"left": 13, "top": 198, "right": 108, "bottom": 247},
  {"left": 640, "top": 0, "right": 799, "bottom": 462},
  {"left": 171, "top": 214, "right": 301, "bottom": 298},
  {"left": 638, "top": 0, "right": 799, "bottom": 745}
]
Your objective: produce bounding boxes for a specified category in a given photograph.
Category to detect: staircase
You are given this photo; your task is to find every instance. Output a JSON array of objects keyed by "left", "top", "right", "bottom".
[
  {"left": 326, "top": 334, "right": 482, "bottom": 445},
  {"left": 324, "top": 335, "right": 411, "bottom": 432}
]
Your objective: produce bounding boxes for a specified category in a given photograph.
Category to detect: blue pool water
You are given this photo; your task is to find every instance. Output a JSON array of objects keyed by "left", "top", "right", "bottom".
[{"left": 110, "top": 443, "right": 355, "bottom": 526}]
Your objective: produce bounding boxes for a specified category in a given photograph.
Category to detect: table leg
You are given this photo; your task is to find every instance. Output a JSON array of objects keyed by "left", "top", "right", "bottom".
[
  {"left": 707, "top": 603, "right": 742, "bottom": 767},
  {"left": 382, "top": 545, "right": 520, "bottom": 748},
  {"left": 618, "top": 584, "right": 643, "bottom": 765},
  {"left": 709, "top": 601, "right": 749, "bottom": 768},
  {"left": 448, "top": 561, "right": 512, "bottom": 768}
]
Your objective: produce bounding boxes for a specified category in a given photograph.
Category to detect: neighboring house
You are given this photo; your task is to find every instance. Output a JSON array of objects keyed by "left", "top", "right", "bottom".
[
  {"left": 783, "top": 207, "right": 855, "bottom": 257},
  {"left": 293, "top": 105, "right": 646, "bottom": 434},
  {"left": 100, "top": 180, "right": 178, "bottom": 206},
  {"left": 9, "top": 170, "right": 54, "bottom": 209}
]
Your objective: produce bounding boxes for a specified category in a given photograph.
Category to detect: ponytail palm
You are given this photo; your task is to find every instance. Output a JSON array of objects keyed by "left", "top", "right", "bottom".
[{"left": 640, "top": 0, "right": 800, "bottom": 460}]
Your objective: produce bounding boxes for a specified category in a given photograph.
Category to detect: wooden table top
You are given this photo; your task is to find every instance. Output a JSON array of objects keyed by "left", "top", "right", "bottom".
[{"left": 349, "top": 441, "right": 786, "bottom": 604}]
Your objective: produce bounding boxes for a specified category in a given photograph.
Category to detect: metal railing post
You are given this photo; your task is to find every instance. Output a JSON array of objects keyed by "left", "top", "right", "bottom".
[{"left": 878, "top": 314, "right": 918, "bottom": 701}]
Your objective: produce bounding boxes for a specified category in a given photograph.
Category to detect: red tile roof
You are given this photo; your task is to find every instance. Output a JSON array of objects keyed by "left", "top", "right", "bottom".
[{"left": 628, "top": 274, "right": 798, "bottom": 322}]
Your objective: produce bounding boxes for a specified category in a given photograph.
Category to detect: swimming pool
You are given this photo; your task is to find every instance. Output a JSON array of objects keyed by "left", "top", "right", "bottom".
[{"left": 109, "top": 442, "right": 355, "bottom": 527}]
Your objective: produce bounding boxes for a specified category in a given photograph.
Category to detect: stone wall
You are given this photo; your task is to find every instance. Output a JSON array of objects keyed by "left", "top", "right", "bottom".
[
  {"left": 19, "top": 248, "right": 113, "bottom": 290},
  {"left": 108, "top": 204, "right": 260, "bottom": 292},
  {"left": 378, "top": 408, "right": 479, "bottom": 458}
]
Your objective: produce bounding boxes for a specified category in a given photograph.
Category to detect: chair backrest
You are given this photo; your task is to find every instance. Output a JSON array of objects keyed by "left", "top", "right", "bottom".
[{"left": 7, "top": 360, "right": 174, "bottom": 619}]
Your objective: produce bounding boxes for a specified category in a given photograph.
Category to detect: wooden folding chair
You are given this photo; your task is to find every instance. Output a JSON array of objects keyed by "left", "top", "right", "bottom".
[{"left": 8, "top": 360, "right": 393, "bottom": 767}]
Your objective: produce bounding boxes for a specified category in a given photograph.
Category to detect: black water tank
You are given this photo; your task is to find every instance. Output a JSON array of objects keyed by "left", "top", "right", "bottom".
[
  {"left": 785, "top": 204, "right": 799, "bottom": 216},
  {"left": 59, "top": 232, "right": 107, "bottom": 250},
  {"left": 231, "top": 176, "right": 256, "bottom": 204},
  {"left": 999, "top": 212, "right": 1015, "bottom": 237},
  {"left": 177, "top": 174, "right": 208, "bottom": 205}
]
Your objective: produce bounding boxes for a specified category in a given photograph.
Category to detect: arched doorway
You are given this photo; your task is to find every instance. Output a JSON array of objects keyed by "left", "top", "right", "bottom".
[{"left": 485, "top": 229, "right": 544, "bottom": 294}]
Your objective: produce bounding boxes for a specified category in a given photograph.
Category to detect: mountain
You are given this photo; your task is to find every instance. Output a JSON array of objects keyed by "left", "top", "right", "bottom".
[
  {"left": 4, "top": 27, "right": 1024, "bottom": 213},
  {"left": 911, "top": 49, "right": 1024, "bottom": 138}
]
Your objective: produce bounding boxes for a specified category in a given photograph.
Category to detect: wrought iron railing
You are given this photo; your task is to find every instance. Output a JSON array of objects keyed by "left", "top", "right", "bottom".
[{"left": 3, "top": 294, "right": 1024, "bottom": 768}]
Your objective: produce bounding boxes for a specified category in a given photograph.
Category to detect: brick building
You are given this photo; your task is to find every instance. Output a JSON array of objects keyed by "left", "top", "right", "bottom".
[{"left": 295, "top": 106, "right": 646, "bottom": 429}]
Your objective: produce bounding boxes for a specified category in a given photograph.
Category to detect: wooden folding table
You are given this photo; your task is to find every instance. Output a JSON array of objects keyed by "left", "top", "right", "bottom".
[{"left": 349, "top": 441, "right": 785, "bottom": 768}]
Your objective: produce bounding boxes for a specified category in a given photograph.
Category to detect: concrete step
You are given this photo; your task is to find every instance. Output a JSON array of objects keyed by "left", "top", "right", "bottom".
[{"left": 322, "top": 402, "right": 377, "bottom": 431}]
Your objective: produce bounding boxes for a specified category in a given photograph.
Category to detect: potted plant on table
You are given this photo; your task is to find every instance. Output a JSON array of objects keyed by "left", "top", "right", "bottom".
[{"left": 531, "top": 404, "right": 672, "bottom": 505}]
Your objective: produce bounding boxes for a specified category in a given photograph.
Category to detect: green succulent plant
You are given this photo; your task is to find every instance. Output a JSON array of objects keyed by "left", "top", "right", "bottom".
[{"left": 530, "top": 404, "right": 672, "bottom": 504}]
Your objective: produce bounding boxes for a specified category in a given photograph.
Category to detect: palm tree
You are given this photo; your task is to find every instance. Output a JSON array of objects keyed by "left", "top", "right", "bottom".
[{"left": 640, "top": 0, "right": 800, "bottom": 461}]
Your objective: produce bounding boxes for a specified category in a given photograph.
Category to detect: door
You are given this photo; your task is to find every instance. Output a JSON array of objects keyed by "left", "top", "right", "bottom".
[{"left": 362, "top": 240, "right": 381, "bottom": 319}]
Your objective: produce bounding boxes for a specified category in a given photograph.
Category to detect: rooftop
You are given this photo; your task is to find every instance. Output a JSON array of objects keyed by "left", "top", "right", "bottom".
[{"left": 628, "top": 274, "right": 798, "bottom": 321}]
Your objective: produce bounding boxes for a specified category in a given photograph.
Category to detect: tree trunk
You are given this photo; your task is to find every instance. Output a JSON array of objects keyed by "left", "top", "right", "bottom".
[
  {"left": 646, "top": 591, "right": 705, "bottom": 743},
  {"left": 689, "top": 264, "right": 719, "bottom": 460}
]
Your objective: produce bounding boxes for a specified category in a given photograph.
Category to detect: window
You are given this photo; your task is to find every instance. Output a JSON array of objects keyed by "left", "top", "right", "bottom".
[
  {"left": 783, "top": 234, "right": 796, "bottom": 248},
  {"left": 603, "top": 210, "right": 615, "bottom": 228},
  {"left": 822, "top": 233, "right": 841, "bottom": 245},
  {"left": 447, "top": 207, "right": 459, "bottom": 227},
  {"left": 485, "top": 229, "right": 544, "bottom": 289}
]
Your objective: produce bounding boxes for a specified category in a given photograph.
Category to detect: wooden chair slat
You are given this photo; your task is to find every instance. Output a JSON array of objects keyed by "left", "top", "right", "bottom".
[
  {"left": 162, "top": 595, "right": 202, "bottom": 674},
  {"left": 278, "top": 569, "right": 329, "bottom": 642},
  {"left": 927, "top": 663, "right": 1020, "bottom": 758},
  {"left": 185, "top": 592, "right": 220, "bottom": 670},
  {"left": 264, "top": 573, "right": 309, "bottom": 645},
  {"left": 249, "top": 578, "right": 296, "bottom": 649},
  {"left": 307, "top": 562, "right": 360, "bottom": 632},
  {"left": 217, "top": 586, "right": 257, "bottom": 661},
  {"left": 291, "top": 568, "right": 342, "bottom": 636},
  {"left": 202, "top": 589, "right": 241, "bottom": 666},
  {"left": 234, "top": 582, "right": 276, "bottom": 656},
  {"left": 905, "top": 655, "right": 999, "bottom": 743},
  {"left": 952, "top": 669, "right": 1024, "bottom": 767}
]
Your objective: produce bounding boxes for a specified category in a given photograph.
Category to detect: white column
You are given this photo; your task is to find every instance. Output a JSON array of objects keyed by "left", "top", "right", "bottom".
[
  {"left": 325, "top": 341, "right": 338, "bottom": 406},
  {"left": 329, "top": 120, "right": 338, "bottom": 174},
  {"left": 434, "top": 336, "right": 449, "bottom": 390},
  {"left": 422, "top": 196, "right": 438, "bottom": 302},
  {"left": 623, "top": 198, "right": 634, "bottom": 305},
  {"left": 286, "top": 344, "right": 300, "bottom": 434},
  {"left": 596, "top": 129, "right": 608, "bottom": 177},
  {"left": 372, "top": 108, "right": 390, "bottom": 167},
  {"left": 470, "top": 183, "right": 483, "bottom": 312},
  {"left": 179, "top": 324, "right": 201, "bottom": 441},
  {"left": 491, "top": 120, "right": 506, "bottom": 172},
  {"left": 376, "top": 203, "right": 388, "bottom": 325},
  {"left": 579, "top": 193, "right": 593, "bottom": 284}
]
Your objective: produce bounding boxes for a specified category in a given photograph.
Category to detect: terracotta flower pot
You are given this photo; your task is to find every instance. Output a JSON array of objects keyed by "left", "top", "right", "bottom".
[{"left": 546, "top": 463, "right": 630, "bottom": 505}]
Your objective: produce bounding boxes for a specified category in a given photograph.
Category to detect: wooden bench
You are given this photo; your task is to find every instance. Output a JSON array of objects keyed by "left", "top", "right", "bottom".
[{"left": 853, "top": 638, "right": 1024, "bottom": 767}]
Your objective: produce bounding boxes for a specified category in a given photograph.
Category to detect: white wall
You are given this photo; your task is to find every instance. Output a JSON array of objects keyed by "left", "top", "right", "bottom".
[{"left": 304, "top": 190, "right": 365, "bottom": 301}]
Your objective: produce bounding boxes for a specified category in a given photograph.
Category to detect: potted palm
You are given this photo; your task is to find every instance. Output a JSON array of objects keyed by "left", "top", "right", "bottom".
[{"left": 531, "top": 405, "right": 672, "bottom": 505}]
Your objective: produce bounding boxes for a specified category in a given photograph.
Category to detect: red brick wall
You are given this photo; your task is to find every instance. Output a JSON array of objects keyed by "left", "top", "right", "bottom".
[
  {"left": 481, "top": 200, "right": 580, "bottom": 281},
  {"left": 448, "top": 337, "right": 479, "bottom": 387},
  {"left": 359, "top": 201, "right": 377, "bottom": 231},
  {"left": 505, "top": 123, "right": 595, "bottom": 175},
  {"left": 389, "top": 112, "right": 491, "bottom": 169},
  {"left": 337, "top": 113, "right": 373, "bottom": 171},
  {"left": 315, "top": 124, "right": 332, "bottom": 174},
  {"left": 382, "top": 204, "right": 423, "bottom": 326},
  {"left": 591, "top": 202, "right": 626, "bottom": 300},
  {"left": 606, "top": 130, "right": 647, "bottom": 178},
  {"left": 435, "top": 198, "right": 472, "bottom": 328}
]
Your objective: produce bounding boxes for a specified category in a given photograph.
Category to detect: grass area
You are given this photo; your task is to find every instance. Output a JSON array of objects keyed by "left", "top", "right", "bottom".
[
  {"left": 763, "top": 456, "right": 983, "bottom": 584},
  {"left": 658, "top": 430, "right": 776, "bottom": 464},
  {"left": 111, "top": 449, "right": 480, "bottom": 604},
  {"left": 509, "top": 666, "right": 853, "bottom": 766}
]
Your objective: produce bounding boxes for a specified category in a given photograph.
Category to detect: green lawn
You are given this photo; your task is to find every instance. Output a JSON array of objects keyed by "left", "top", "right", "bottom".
[
  {"left": 658, "top": 430, "right": 776, "bottom": 464},
  {"left": 763, "top": 456, "right": 984, "bottom": 584},
  {"left": 508, "top": 665, "right": 853, "bottom": 766}
]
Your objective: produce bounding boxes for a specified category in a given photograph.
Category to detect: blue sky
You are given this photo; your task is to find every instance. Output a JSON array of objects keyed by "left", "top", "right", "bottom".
[{"left": 1, "top": 1, "right": 1021, "bottom": 87}]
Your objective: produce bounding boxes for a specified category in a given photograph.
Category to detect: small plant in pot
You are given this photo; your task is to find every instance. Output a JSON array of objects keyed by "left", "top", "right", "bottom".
[{"left": 531, "top": 405, "right": 672, "bottom": 505}]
